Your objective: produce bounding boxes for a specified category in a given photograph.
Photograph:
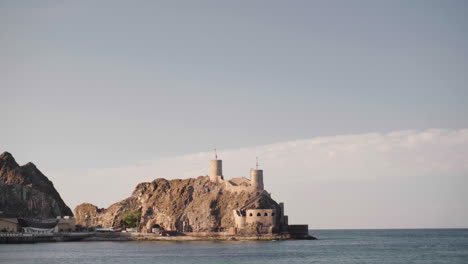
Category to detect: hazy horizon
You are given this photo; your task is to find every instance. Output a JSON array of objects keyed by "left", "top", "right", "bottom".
[{"left": 2, "top": 1, "right": 467, "bottom": 229}]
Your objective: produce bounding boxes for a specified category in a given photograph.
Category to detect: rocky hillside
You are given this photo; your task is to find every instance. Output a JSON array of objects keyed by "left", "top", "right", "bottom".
[
  {"left": 0, "top": 152, "right": 72, "bottom": 218},
  {"left": 74, "top": 176, "right": 280, "bottom": 232}
]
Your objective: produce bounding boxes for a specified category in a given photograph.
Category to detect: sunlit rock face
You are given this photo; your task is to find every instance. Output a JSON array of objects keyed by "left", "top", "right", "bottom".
[
  {"left": 0, "top": 151, "right": 73, "bottom": 218},
  {"left": 74, "top": 176, "right": 280, "bottom": 232}
]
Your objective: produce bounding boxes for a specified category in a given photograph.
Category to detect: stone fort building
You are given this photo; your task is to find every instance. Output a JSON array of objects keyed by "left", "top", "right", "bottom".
[{"left": 209, "top": 156, "right": 307, "bottom": 237}]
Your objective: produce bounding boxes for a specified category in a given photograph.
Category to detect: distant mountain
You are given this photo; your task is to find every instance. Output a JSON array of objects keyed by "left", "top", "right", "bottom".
[{"left": 0, "top": 151, "right": 72, "bottom": 218}]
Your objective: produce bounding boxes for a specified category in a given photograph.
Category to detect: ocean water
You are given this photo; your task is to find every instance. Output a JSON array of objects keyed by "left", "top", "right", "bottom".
[{"left": 0, "top": 229, "right": 467, "bottom": 264}]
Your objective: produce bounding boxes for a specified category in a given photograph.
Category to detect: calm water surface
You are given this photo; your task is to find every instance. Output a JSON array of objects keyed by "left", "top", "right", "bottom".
[{"left": 1, "top": 229, "right": 467, "bottom": 264}]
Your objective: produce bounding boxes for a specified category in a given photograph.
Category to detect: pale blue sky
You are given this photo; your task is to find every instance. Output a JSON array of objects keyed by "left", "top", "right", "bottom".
[{"left": 1, "top": 1, "right": 467, "bottom": 227}]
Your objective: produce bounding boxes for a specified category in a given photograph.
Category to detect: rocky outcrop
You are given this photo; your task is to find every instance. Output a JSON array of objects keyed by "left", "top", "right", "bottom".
[
  {"left": 74, "top": 176, "right": 281, "bottom": 232},
  {"left": 0, "top": 151, "right": 72, "bottom": 218}
]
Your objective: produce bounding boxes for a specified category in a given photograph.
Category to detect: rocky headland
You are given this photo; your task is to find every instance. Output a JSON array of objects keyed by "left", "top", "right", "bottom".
[{"left": 74, "top": 176, "right": 280, "bottom": 233}]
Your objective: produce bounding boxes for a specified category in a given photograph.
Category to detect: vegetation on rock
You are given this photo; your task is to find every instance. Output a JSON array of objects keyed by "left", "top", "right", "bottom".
[{"left": 120, "top": 210, "right": 141, "bottom": 228}]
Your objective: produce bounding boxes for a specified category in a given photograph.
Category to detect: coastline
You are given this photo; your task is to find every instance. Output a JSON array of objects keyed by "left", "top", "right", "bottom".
[
  {"left": 83, "top": 232, "right": 317, "bottom": 242},
  {"left": 0, "top": 231, "right": 316, "bottom": 244}
]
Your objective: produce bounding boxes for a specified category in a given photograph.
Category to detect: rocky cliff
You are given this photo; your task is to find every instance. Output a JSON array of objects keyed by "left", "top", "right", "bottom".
[
  {"left": 0, "top": 152, "right": 73, "bottom": 218},
  {"left": 74, "top": 176, "right": 280, "bottom": 232}
]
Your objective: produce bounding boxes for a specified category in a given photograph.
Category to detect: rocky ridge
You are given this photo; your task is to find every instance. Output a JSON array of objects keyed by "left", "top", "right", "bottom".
[
  {"left": 0, "top": 152, "right": 72, "bottom": 218},
  {"left": 74, "top": 176, "right": 280, "bottom": 232}
]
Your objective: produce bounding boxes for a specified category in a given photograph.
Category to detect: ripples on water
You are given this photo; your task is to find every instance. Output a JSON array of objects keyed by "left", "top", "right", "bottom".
[{"left": 1, "top": 229, "right": 467, "bottom": 264}]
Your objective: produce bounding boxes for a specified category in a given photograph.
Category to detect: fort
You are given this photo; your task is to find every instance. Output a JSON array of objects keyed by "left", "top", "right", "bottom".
[
  {"left": 206, "top": 154, "right": 309, "bottom": 238},
  {"left": 209, "top": 155, "right": 264, "bottom": 193},
  {"left": 72, "top": 153, "right": 313, "bottom": 240}
]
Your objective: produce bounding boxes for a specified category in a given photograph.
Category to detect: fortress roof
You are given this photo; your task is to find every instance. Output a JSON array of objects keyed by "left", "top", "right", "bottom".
[{"left": 239, "top": 191, "right": 277, "bottom": 211}]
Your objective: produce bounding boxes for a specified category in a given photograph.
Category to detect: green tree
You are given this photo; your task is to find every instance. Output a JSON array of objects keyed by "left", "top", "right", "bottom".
[{"left": 120, "top": 210, "right": 141, "bottom": 228}]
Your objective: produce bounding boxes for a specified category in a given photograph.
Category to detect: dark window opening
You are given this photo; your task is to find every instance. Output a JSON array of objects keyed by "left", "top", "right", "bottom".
[
  {"left": 257, "top": 213, "right": 261, "bottom": 216},
  {"left": 249, "top": 213, "right": 253, "bottom": 217},
  {"left": 264, "top": 213, "right": 268, "bottom": 216}
]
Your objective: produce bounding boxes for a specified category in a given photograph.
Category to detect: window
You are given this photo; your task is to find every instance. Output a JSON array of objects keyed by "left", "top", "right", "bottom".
[
  {"left": 264, "top": 213, "right": 268, "bottom": 216},
  {"left": 257, "top": 213, "right": 261, "bottom": 216},
  {"left": 249, "top": 213, "right": 253, "bottom": 217}
]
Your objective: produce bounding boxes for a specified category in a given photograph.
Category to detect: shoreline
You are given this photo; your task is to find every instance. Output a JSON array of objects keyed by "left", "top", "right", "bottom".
[
  {"left": 83, "top": 232, "right": 317, "bottom": 242},
  {"left": 0, "top": 232, "right": 316, "bottom": 244}
]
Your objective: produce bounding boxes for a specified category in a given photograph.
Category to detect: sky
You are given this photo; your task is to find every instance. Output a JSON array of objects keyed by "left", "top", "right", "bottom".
[{"left": 1, "top": 1, "right": 467, "bottom": 228}]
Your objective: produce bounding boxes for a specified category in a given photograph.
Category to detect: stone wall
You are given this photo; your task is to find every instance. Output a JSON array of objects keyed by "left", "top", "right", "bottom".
[
  {"left": 224, "top": 180, "right": 253, "bottom": 193},
  {"left": 233, "top": 210, "right": 246, "bottom": 228},
  {"left": 288, "top": 224, "right": 309, "bottom": 238},
  {"left": 245, "top": 209, "right": 276, "bottom": 227}
]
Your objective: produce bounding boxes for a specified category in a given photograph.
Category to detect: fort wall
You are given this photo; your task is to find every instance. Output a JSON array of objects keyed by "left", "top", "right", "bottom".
[
  {"left": 245, "top": 209, "right": 276, "bottom": 227},
  {"left": 233, "top": 210, "right": 247, "bottom": 228},
  {"left": 224, "top": 180, "right": 253, "bottom": 193}
]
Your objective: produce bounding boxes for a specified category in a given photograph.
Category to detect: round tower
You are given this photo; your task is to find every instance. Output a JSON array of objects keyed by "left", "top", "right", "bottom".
[
  {"left": 250, "top": 169, "right": 264, "bottom": 190},
  {"left": 210, "top": 160, "right": 223, "bottom": 182}
]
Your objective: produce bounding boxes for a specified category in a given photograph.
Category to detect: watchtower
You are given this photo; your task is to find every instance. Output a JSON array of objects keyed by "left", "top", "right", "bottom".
[
  {"left": 210, "top": 149, "right": 223, "bottom": 182},
  {"left": 251, "top": 157, "right": 264, "bottom": 190}
]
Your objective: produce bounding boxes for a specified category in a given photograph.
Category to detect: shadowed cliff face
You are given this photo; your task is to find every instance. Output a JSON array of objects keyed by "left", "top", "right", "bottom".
[
  {"left": 74, "top": 176, "right": 280, "bottom": 232},
  {"left": 0, "top": 151, "right": 73, "bottom": 218}
]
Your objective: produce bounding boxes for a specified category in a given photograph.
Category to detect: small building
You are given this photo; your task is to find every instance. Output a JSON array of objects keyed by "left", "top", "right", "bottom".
[
  {"left": 233, "top": 191, "right": 284, "bottom": 234},
  {"left": 0, "top": 218, "right": 19, "bottom": 232},
  {"left": 18, "top": 218, "right": 57, "bottom": 234},
  {"left": 95, "top": 227, "right": 116, "bottom": 232},
  {"left": 55, "top": 216, "right": 76, "bottom": 232},
  {"left": 16, "top": 216, "right": 76, "bottom": 234}
]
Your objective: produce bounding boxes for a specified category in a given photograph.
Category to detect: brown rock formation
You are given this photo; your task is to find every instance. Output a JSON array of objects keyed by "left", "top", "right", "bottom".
[
  {"left": 74, "top": 176, "right": 281, "bottom": 232},
  {"left": 0, "top": 151, "right": 72, "bottom": 218}
]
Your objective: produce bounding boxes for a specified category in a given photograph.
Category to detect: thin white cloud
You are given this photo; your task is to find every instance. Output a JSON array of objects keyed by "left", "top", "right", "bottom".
[{"left": 52, "top": 128, "right": 468, "bottom": 228}]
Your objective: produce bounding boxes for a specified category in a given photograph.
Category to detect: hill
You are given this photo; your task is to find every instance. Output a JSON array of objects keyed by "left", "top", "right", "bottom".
[{"left": 0, "top": 152, "right": 72, "bottom": 218}]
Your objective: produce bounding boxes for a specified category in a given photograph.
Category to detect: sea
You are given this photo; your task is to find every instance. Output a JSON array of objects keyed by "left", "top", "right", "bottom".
[{"left": 0, "top": 229, "right": 467, "bottom": 264}]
